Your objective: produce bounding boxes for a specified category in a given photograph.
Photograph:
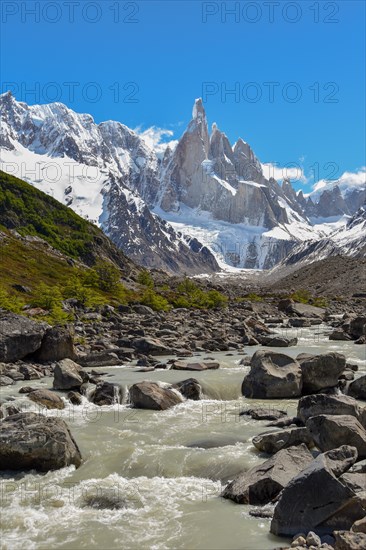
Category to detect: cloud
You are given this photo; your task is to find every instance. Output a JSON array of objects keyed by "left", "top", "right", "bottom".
[
  {"left": 312, "top": 166, "right": 366, "bottom": 195},
  {"left": 135, "top": 126, "right": 178, "bottom": 156},
  {"left": 261, "top": 162, "right": 308, "bottom": 183}
]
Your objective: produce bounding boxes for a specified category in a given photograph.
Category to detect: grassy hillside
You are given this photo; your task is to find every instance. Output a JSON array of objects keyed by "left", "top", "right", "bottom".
[{"left": 0, "top": 170, "right": 136, "bottom": 273}]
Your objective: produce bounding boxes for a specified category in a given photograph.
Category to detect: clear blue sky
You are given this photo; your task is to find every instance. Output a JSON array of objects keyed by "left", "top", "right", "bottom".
[{"left": 1, "top": 0, "right": 365, "bottom": 191}]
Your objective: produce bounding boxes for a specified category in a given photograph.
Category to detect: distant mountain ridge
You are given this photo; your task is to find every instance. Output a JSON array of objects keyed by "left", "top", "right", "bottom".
[{"left": 1, "top": 91, "right": 365, "bottom": 271}]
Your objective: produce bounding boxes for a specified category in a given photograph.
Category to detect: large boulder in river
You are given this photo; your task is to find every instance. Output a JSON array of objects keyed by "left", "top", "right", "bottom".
[
  {"left": 53, "top": 359, "right": 89, "bottom": 391},
  {"left": 298, "top": 352, "right": 346, "bottom": 393},
  {"left": 28, "top": 389, "right": 65, "bottom": 410},
  {"left": 252, "top": 426, "right": 314, "bottom": 454},
  {"left": 172, "top": 361, "right": 219, "bottom": 371},
  {"left": 34, "top": 326, "right": 75, "bottom": 362},
  {"left": 270, "top": 445, "right": 360, "bottom": 537},
  {"left": 297, "top": 394, "right": 363, "bottom": 425},
  {"left": 242, "top": 351, "right": 302, "bottom": 399},
  {"left": 0, "top": 412, "right": 82, "bottom": 471},
  {"left": 306, "top": 415, "right": 366, "bottom": 459},
  {"left": 129, "top": 381, "right": 183, "bottom": 410},
  {"left": 131, "top": 337, "right": 169, "bottom": 355},
  {"left": 173, "top": 378, "right": 202, "bottom": 400},
  {"left": 91, "top": 381, "right": 123, "bottom": 406},
  {"left": 221, "top": 444, "right": 313, "bottom": 505},
  {"left": 349, "top": 317, "right": 366, "bottom": 339},
  {"left": 348, "top": 376, "right": 366, "bottom": 401},
  {"left": 0, "top": 313, "right": 47, "bottom": 363}
]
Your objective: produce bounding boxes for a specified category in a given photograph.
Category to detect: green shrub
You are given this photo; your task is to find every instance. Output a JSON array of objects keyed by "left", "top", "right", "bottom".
[
  {"left": 32, "top": 283, "right": 63, "bottom": 310},
  {"left": 63, "top": 275, "right": 107, "bottom": 308},
  {"left": 0, "top": 286, "right": 25, "bottom": 313},
  {"left": 290, "top": 289, "right": 312, "bottom": 304},
  {"left": 137, "top": 270, "right": 154, "bottom": 288},
  {"left": 140, "top": 289, "right": 170, "bottom": 311},
  {"left": 93, "top": 261, "right": 121, "bottom": 292}
]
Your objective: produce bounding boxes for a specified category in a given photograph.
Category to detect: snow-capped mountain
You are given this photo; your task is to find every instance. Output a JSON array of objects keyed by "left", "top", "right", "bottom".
[
  {"left": 0, "top": 91, "right": 218, "bottom": 273},
  {"left": 1, "top": 91, "right": 365, "bottom": 271}
]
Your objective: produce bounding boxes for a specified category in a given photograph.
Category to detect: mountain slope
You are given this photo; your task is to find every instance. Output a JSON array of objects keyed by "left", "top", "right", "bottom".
[{"left": 0, "top": 92, "right": 219, "bottom": 274}]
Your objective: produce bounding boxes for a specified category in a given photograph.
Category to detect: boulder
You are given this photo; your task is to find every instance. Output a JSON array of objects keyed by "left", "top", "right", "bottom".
[
  {"left": 340, "top": 473, "right": 366, "bottom": 494},
  {"left": 297, "top": 394, "right": 363, "bottom": 425},
  {"left": 19, "top": 365, "right": 42, "bottom": 380},
  {"left": 28, "top": 389, "right": 65, "bottom": 410},
  {"left": 91, "top": 381, "right": 123, "bottom": 406},
  {"left": 53, "top": 359, "right": 88, "bottom": 391},
  {"left": 0, "top": 375, "right": 13, "bottom": 386},
  {"left": 68, "top": 391, "right": 83, "bottom": 405},
  {"left": 270, "top": 446, "right": 359, "bottom": 537},
  {"left": 334, "top": 530, "right": 366, "bottom": 549},
  {"left": 260, "top": 336, "right": 298, "bottom": 347},
  {"left": 298, "top": 352, "right": 346, "bottom": 393},
  {"left": 348, "top": 376, "right": 366, "bottom": 401},
  {"left": 252, "top": 427, "right": 314, "bottom": 454},
  {"left": 0, "top": 313, "right": 47, "bottom": 363},
  {"left": 129, "top": 381, "right": 183, "bottom": 410},
  {"left": 349, "top": 317, "right": 366, "bottom": 339},
  {"left": 173, "top": 378, "right": 202, "bottom": 400},
  {"left": 77, "top": 351, "right": 122, "bottom": 368},
  {"left": 330, "top": 329, "right": 353, "bottom": 341},
  {"left": 0, "top": 412, "right": 82, "bottom": 471},
  {"left": 306, "top": 415, "right": 366, "bottom": 459},
  {"left": 290, "top": 302, "right": 326, "bottom": 319},
  {"left": 34, "top": 326, "right": 75, "bottom": 362},
  {"left": 131, "top": 337, "right": 169, "bottom": 355},
  {"left": 240, "top": 407, "right": 288, "bottom": 421},
  {"left": 242, "top": 351, "right": 302, "bottom": 399},
  {"left": 221, "top": 444, "right": 313, "bottom": 505},
  {"left": 352, "top": 517, "right": 366, "bottom": 534},
  {"left": 171, "top": 361, "right": 219, "bottom": 371},
  {"left": 288, "top": 318, "right": 311, "bottom": 328}
]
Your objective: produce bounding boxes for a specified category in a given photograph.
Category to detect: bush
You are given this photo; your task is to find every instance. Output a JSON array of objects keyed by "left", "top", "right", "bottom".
[
  {"left": 137, "top": 270, "right": 154, "bottom": 288},
  {"left": 93, "top": 261, "right": 121, "bottom": 292},
  {"left": 0, "top": 286, "right": 25, "bottom": 313},
  {"left": 140, "top": 289, "right": 170, "bottom": 311},
  {"left": 32, "top": 283, "right": 63, "bottom": 310},
  {"left": 290, "top": 289, "right": 312, "bottom": 304},
  {"left": 63, "top": 275, "right": 107, "bottom": 308}
]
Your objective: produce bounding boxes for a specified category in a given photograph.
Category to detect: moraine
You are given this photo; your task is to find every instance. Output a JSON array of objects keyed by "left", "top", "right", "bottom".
[{"left": 1, "top": 325, "right": 365, "bottom": 550}]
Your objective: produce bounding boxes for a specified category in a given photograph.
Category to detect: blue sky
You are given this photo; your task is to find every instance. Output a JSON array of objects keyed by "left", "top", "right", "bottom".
[{"left": 1, "top": 0, "right": 365, "bottom": 191}]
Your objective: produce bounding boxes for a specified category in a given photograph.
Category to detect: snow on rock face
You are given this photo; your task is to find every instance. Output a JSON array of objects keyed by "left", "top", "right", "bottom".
[
  {"left": 0, "top": 92, "right": 219, "bottom": 274},
  {"left": 1, "top": 91, "right": 364, "bottom": 272}
]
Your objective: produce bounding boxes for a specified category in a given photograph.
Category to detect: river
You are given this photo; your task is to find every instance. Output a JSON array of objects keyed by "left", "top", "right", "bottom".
[{"left": 1, "top": 324, "right": 365, "bottom": 550}]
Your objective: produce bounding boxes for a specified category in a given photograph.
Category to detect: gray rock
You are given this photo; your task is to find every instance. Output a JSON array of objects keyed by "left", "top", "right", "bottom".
[
  {"left": 28, "top": 389, "right": 65, "bottom": 410},
  {"left": 53, "top": 359, "right": 88, "bottom": 391},
  {"left": 173, "top": 378, "right": 202, "bottom": 400},
  {"left": 132, "top": 337, "right": 169, "bottom": 355},
  {"left": 349, "top": 317, "right": 366, "bottom": 339},
  {"left": 242, "top": 350, "right": 302, "bottom": 399},
  {"left": 288, "top": 318, "right": 312, "bottom": 328},
  {"left": 340, "top": 473, "right": 366, "bottom": 493},
  {"left": 306, "top": 415, "right": 366, "bottom": 459},
  {"left": 297, "top": 394, "right": 363, "bottom": 424},
  {"left": 129, "top": 381, "right": 183, "bottom": 410},
  {"left": 0, "top": 313, "right": 47, "bottom": 363},
  {"left": 0, "top": 375, "right": 13, "bottom": 386},
  {"left": 91, "top": 381, "right": 123, "bottom": 406},
  {"left": 270, "top": 446, "right": 358, "bottom": 537},
  {"left": 172, "top": 361, "right": 219, "bottom": 371},
  {"left": 0, "top": 412, "right": 82, "bottom": 471},
  {"left": 241, "top": 407, "right": 288, "bottom": 421},
  {"left": 329, "top": 329, "right": 353, "bottom": 341},
  {"left": 333, "top": 529, "right": 366, "bottom": 549},
  {"left": 252, "top": 427, "right": 314, "bottom": 454},
  {"left": 348, "top": 376, "right": 366, "bottom": 401},
  {"left": 298, "top": 352, "right": 346, "bottom": 393},
  {"left": 67, "top": 391, "right": 83, "bottom": 405},
  {"left": 221, "top": 444, "right": 313, "bottom": 505},
  {"left": 34, "top": 326, "right": 75, "bottom": 362},
  {"left": 260, "top": 336, "right": 298, "bottom": 347}
]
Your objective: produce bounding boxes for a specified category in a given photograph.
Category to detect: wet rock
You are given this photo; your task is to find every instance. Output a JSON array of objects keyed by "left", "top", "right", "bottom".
[
  {"left": 329, "top": 329, "right": 353, "bottom": 341},
  {"left": 288, "top": 318, "right": 312, "bottom": 328},
  {"left": 306, "top": 415, "right": 366, "bottom": 459},
  {"left": 298, "top": 352, "right": 347, "bottom": 393},
  {"left": 53, "top": 359, "right": 89, "bottom": 390},
  {"left": 0, "top": 375, "right": 13, "bottom": 386},
  {"left": 249, "top": 508, "right": 274, "bottom": 519},
  {"left": 252, "top": 427, "right": 314, "bottom": 454},
  {"left": 349, "top": 317, "right": 366, "bottom": 339},
  {"left": 19, "top": 365, "right": 42, "bottom": 380},
  {"left": 172, "top": 361, "right": 219, "bottom": 371},
  {"left": 334, "top": 530, "right": 366, "bottom": 549},
  {"left": 348, "top": 376, "right": 366, "bottom": 401},
  {"left": 67, "top": 391, "right": 83, "bottom": 405},
  {"left": 270, "top": 446, "right": 359, "bottom": 537},
  {"left": 290, "top": 303, "right": 326, "bottom": 319},
  {"left": 82, "top": 492, "right": 126, "bottom": 510},
  {"left": 91, "top": 381, "right": 123, "bottom": 406},
  {"left": 240, "top": 407, "right": 288, "bottom": 421},
  {"left": 173, "top": 378, "right": 202, "bottom": 400},
  {"left": 34, "top": 326, "right": 75, "bottom": 362},
  {"left": 0, "top": 412, "right": 82, "bottom": 471},
  {"left": 242, "top": 351, "right": 302, "bottom": 399},
  {"left": 28, "top": 389, "right": 65, "bottom": 410},
  {"left": 260, "top": 336, "right": 298, "bottom": 347},
  {"left": 221, "top": 444, "right": 313, "bottom": 505},
  {"left": 2, "top": 405, "right": 21, "bottom": 416},
  {"left": 129, "top": 381, "right": 183, "bottom": 410},
  {"left": 0, "top": 312, "right": 47, "bottom": 363},
  {"left": 266, "top": 416, "right": 303, "bottom": 428},
  {"left": 297, "top": 394, "right": 363, "bottom": 425},
  {"left": 18, "top": 386, "right": 36, "bottom": 394}
]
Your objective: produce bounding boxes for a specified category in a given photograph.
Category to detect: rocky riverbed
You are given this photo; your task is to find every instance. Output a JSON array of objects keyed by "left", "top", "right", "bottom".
[{"left": 0, "top": 302, "right": 365, "bottom": 550}]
